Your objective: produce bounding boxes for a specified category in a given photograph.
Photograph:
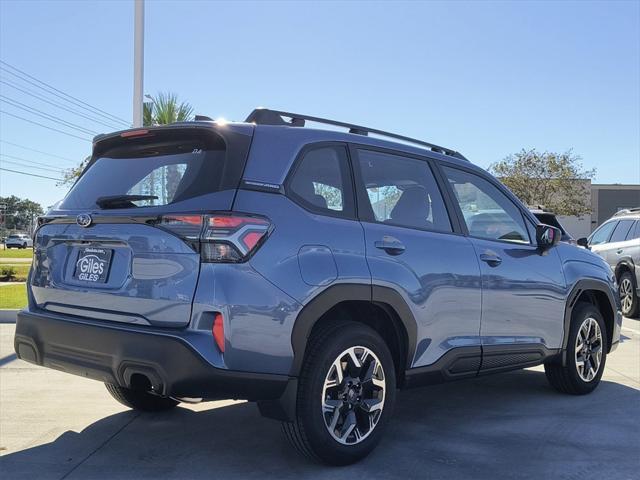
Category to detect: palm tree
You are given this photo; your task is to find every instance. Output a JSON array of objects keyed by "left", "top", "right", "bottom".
[{"left": 143, "top": 92, "right": 194, "bottom": 126}]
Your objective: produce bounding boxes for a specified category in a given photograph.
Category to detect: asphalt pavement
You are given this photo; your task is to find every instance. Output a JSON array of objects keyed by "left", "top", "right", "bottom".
[{"left": 1, "top": 318, "right": 638, "bottom": 480}]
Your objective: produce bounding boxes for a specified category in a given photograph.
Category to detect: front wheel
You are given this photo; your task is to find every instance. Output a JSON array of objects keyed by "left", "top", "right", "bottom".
[
  {"left": 282, "top": 320, "right": 396, "bottom": 465},
  {"left": 105, "top": 383, "right": 179, "bottom": 412},
  {"left": 545, "top": 302, "right": 607, "bottom": 395},
  {"left": 619, "top": 271, "right": 639, "bottom": 318}
]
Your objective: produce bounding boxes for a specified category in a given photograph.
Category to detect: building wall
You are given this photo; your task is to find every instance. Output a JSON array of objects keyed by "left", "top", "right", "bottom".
[{"left": 591, "top": 184, "right": 640, "bottom": 228}]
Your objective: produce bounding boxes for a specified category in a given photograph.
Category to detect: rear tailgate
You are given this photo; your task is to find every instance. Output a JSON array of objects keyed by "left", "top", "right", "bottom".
[
  {"left": 31, "top": 220, "right": 200, "bottom": 326},
  {"left": 30, "top": 123, "right": 253, "bottom": 327}
]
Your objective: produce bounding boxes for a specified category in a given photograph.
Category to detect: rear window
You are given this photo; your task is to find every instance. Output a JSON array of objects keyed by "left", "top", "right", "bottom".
[{"left": 59, "top": 129, "right": 249, "bottom": 210}]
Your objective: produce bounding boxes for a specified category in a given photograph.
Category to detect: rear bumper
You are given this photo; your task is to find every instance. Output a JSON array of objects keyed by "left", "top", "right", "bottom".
[{"left": 14, "top": 309, "right": 290, "bottom": 401}]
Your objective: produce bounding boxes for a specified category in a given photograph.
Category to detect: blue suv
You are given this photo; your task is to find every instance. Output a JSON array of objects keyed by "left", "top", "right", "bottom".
[{"left": 14, "top": 109, "right": 622, "bottom": 465}]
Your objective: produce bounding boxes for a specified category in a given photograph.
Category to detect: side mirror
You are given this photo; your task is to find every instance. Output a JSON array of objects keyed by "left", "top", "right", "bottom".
[
  {"left": 536, "top": 224, "right": 561, "bottom": 248},
  {"left": 577, "top": 237, "right": 590, "bottom": 249}
]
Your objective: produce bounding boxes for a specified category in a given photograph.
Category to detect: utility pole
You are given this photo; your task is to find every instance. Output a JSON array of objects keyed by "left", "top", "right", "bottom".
[{"left": 132, "top": 0, "right": 145, "bottom": 127}]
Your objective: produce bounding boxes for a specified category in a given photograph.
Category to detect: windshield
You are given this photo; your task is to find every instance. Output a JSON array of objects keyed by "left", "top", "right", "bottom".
[{"left": 59, "top": 130, "right": 244, "bottom": 210}]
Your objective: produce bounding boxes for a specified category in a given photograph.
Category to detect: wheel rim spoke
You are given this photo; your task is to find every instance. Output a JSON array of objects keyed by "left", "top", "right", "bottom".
[{"left": 360, "top": 398, "right": 383, "bottom": 413}]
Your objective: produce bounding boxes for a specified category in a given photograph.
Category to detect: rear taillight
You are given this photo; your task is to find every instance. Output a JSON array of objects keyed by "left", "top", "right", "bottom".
[{"left": 157, "top": 213, "right": 271, "bottom": 263}]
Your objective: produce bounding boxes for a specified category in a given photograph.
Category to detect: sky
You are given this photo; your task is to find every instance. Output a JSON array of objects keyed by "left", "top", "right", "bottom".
[{"left": 0, "top": 0, "right": 639, "bottom": 209}]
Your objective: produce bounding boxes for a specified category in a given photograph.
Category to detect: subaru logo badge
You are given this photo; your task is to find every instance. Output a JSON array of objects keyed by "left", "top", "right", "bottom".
[{"left": 76, "top": 213, "right": 92, "bottom": 228}]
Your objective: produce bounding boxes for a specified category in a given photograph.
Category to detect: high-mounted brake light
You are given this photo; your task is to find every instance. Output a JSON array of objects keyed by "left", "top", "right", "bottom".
[
  {"left": 120, "top": 129, "right": 150, "bottom": 138},
  {"left": 157, "top": 213, "right": 271, "bottom": 263}
]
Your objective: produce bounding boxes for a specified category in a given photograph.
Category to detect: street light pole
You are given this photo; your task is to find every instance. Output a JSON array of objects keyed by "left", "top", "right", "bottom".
[{"left": 132, "top": 0, "right": 145, "bottom": 128}]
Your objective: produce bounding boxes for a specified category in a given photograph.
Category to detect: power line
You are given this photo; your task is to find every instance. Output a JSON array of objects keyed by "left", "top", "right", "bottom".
[
  {"left": 0, "top": 153, "right": 67, "bottom": 171},
  {"left": 1, "top": 94, "right": 99, "bottom": 135},
  {"left": 0, "top": 140, "right": 78, "bottom": 163},
  {"left": 0, "top": 167, "right": 63, "bottom": 181},
  {"left": 0, "top": 60, "right": 130, "bottom": 126},
  {"left": 0, "top": 78, "right": 123, "bottom": 130},
  {"left": 0, "top": 110, "right": 92, "bottom": 142},
  {"left": 0, "top": 158, "right": 64, "bottom": 174},
  {"left": 0, "top": 66, "right": 129, "bottom": 128}
]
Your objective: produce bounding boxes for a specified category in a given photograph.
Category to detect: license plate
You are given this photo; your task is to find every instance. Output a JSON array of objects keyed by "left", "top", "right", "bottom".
[{"left": 74, "top": 247, "right": 113, "bottom": 283}]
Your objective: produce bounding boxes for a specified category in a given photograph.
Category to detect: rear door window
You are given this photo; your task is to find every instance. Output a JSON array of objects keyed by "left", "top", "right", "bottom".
[
  {"left": 287, "top": 145, "right": 355, "bottom": 218},
  {"left": 354, "top": 149, "right": 452, "bottom": 232},
  {"left": 610, "top": 220, "right": 635, "bottom": 242}
]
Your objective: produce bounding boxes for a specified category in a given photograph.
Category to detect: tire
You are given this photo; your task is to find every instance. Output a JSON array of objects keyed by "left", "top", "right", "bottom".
[
  {"left": 619, "top": 271, "right": 639, "bottom": 318},
  {"left": 545, "top": 302, "right": 607, "bottom": 395},
  {"left": 282, "top": 320, "right": 396, "bottom": 465},
  {"left": 22, "top": 243, "right": 27, "bottom": 249},
  {"left": 105, "top": 383, "right": 179, "bottom": 412}
]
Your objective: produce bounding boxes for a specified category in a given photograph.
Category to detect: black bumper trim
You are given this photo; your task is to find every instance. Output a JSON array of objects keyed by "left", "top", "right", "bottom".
[{"left": 14, "top": 310, "right": 290, "bottom": 401}]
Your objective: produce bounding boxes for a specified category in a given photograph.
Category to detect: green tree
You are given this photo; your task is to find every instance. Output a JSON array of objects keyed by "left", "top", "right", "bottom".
[
  {"left": 0, "top": 195, "right": 44, "bottom": 235},
  {"left": 59, "top": 155, "right": 91, "bottom": 186},
  {"left": 490, "top": 149, "right": 596, "bottom": 216}
]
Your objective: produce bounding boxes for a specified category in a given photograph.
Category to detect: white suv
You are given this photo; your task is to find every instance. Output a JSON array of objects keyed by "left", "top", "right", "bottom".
[{"left": 5, "top": 233, "right": 33, "bottom": 249}]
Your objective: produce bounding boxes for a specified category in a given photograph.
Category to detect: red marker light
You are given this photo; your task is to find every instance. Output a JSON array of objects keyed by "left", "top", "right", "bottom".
[{"left": 213, "top": 312, "right": 225, "bottom": 353}]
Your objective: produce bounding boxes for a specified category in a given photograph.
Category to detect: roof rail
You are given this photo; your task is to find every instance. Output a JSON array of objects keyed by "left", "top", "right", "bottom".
[
  {"left": 613, "top": 207, "right": 640, "bottom": 216},
  {"left": 244, "top": 108, "right": 468, "bottom": 161}
]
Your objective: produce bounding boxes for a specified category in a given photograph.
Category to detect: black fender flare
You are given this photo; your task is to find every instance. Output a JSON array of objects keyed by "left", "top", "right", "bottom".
[
  {"left": 289, "top": 283, "right": 418, "bottom": 376},
  {"left": 562, "top": 278, "right": 617, "bottom": 364},
  {"left": 615, "top": 258, "right": 636, "bottom": 281}
]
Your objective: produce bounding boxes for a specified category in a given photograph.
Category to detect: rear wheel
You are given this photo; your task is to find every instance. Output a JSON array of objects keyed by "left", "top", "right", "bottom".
[
  {"left": 282, "top": 320, "right": 396, "bottom": 465},
  {"left": 105, "top": 383, "right": 179, "bottom": 412},
  {"left": 545, "top": 302, "right": 607, "bottom": 395},
  {"left": 619, "top": 271, "right": 639, "bottom": 318},
  {"left": 22, "top": 243, "right": 27, "bottom": 249}
]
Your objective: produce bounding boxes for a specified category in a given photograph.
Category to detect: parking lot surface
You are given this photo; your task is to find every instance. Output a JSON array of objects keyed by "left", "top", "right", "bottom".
[{"left": 1, "top": 318, "right": 639, "bottom": 480}]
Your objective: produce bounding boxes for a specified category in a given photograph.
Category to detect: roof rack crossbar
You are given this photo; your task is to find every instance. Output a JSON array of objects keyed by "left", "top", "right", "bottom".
[{"left": 244, "top": 108, "right": 467, "bottom": 161}]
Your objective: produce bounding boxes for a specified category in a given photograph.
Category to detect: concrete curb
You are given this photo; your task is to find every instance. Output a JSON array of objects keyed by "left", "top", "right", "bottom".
[{"left": 0, "top": 310, "right": 18, "bottom": 323}]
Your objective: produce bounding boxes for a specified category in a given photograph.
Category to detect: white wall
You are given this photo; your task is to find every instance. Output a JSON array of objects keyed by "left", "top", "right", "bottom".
[{"left": 558, "top": 215, "right": 592, "bottom": 239}]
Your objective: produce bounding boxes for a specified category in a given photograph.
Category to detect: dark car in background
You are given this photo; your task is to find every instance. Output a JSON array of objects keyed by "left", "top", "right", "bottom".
[{"left": 529, "top": 207, "right": 575, "bottom": 244}]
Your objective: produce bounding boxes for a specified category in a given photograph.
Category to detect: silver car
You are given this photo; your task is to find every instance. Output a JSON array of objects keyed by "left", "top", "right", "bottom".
[
  {"left": 4, "top": 233, "right": 33, "bottom": 249},
  {"left": 579, "top": 208, "right": 640, "bottom": 317}
]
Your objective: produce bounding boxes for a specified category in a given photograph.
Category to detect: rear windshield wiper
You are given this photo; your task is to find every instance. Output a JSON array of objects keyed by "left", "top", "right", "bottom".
[{"left": 96, "top": 194, "right": 158, "bottom": 209}]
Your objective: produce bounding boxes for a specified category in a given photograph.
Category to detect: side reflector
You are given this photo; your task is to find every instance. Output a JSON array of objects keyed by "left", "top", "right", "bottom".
[{"left": 213, "top": 312, "right": 225, "bottom": 353}]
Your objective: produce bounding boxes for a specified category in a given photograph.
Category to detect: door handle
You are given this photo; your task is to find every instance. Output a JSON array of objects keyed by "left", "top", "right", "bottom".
[
  {"left": 374, "top": 236, "right": 406, "bottom": 256},
  {"left": 480, "top": 252, "right": 502, "bottom": 266},
  {"left": 617, "top": 249, "right": 623, "bottom": 255}
]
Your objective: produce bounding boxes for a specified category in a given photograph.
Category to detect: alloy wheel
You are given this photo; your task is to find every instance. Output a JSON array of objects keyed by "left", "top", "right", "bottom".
[
  {"left": 620, "top": 278, "right": 634, "bottom": 315},
  {"left": 574, "top": 317, "right": 603, "bottom": 382},
  {"left": 321, "top": 346, "right": 385, "bottom": 445}
]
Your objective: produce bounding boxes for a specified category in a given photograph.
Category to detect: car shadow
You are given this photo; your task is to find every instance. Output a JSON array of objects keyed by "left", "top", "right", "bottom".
[{"left": 1, "top": 369, "right": 639, "bottom": 480}]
